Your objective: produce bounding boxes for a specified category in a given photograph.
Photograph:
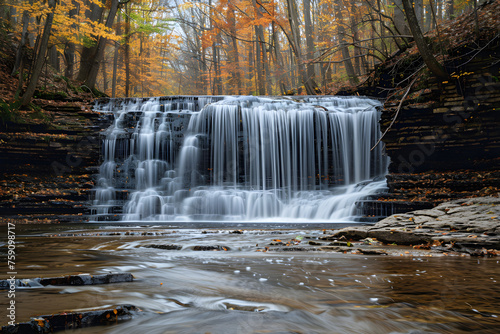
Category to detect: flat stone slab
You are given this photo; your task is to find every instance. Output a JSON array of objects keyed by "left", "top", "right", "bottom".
[
  {"left": 0, "top": 273, "right": 133, "bottom": 289},
  {"left": 411, "top": 209, "right": 446, "bottom": 217},
  {"left": 330, "top": 196, "right": 500, "bottom": 253}
]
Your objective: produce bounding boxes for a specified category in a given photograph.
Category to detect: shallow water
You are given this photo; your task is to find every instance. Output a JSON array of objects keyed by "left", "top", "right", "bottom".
[{"left": 1, "top": 223, "right": 499, "bottom": 333}]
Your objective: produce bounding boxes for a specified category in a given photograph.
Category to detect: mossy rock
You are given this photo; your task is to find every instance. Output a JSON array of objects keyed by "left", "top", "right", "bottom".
[
  {"left": 0, "top": 100, "right": 22, "bottom": 124},
  {"left": 79, "top": 86, "right": 109, "bottom": 98},
  {"left": 33, "top": 90, "right": 68, "bottom": 100}
]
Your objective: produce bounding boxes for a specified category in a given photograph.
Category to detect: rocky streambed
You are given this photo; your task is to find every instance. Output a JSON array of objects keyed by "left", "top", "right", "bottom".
[{"left": 1, "top": 215, "right": 500, "bottom": 333}]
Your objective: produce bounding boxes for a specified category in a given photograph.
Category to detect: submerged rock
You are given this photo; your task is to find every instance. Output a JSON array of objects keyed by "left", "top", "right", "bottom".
[
  {"left": 192, "top": 245, "right": 230, "bottom": 251},
  {"left": 144, "top": 244, "right": 182, "bottom": 250}
]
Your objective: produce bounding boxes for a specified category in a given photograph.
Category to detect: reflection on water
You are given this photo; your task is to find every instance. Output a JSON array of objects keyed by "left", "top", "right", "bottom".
[{"left": 1, "top": 223, "right": 499, "bottom": 333}]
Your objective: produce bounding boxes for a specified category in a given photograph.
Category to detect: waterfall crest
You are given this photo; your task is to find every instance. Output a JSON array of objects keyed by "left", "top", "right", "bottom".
[{"left": 92, "top": 96, "right": 388, "bottom": 222}]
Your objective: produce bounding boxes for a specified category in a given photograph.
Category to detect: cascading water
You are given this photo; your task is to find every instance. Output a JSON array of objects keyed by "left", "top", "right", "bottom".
[{"left": 91, "top": 96, "right": 388, "bottom": 222}]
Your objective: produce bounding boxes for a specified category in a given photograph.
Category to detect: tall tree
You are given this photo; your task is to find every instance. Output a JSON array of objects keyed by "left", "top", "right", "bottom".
[
  {"left": 20, "top": 0, "right": 57, "bottom": 107},
  {"left": 335, "top": 0, "right": 358, "bottom": 86},
  {"left": 401, "top": 0, "right": 448, "bottom": 80},
  {"left": 84, "top": 0, "right": 122, "bottom": 89},
  {"left": 227, "top": 1, "right": 242, "bottom": 94},
  {"left": 111, "top": 12, "right": 121, "bottom": 97},
  {"left": 286, "top": 0, "right": 316, "bottom": 95},
  {"left": 445, "top": 0, "right": 454, "bottom": 19},
  {"left": 63, "top": 0, "right": 79, "bottom": 78},
  {"left": 393, "top": 0, "right": 410, "bottom": 36},
  {"left": 11, "top": 0, "right": 33, "bottom": 76},
  {"left": 124, "top": 1, "right": 130, "bottom": 97},
  {"left": 303, "top": 0, "right": 316, "bottom": 85},
  {"left": 77, "top": 0, "right": 105, "bottom": 82}
]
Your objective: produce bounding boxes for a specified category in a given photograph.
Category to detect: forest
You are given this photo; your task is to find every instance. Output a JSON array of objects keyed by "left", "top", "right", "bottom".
[{"left": 0, "top": 0, "right": 485, "bottom": 102}]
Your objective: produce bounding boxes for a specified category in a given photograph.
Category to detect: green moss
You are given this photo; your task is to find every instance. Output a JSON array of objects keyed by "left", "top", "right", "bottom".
[
  {"left": 0, "top": 100, "right": 22, "bottom": 124},
  {"left": 28, "top": 108, "right": 51, "bottom": 122},
  {"left": 79, "top": 85, "right": 108, "bottom": 98},
  {"left": 33, "top": 90, "right": 68, "bottom": 100}
]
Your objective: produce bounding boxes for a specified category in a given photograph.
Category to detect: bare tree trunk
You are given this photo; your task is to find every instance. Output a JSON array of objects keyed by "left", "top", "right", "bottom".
[
  {"left": 201, "top": 41, "right": 208, "bottom": 95},
  {"left": 211, "top": 41, "right": 217, "bottom": 95},
  {"left": 473, "top": 0, "right": 479, "bottom": 38},
  {"left": 63, "top": 0, "right": 78, "bottom": 79},
  {"left": 445, "top": 0, "right": 454, "bottom": 19},
  {"left": 429, "top": 0, "right": 438, "bottom": 30},
  {"left": 84, "top": 0, "right": 120, "bottom": 89},
  {"left": 437, "top": 0, "right": 442, "bottom": 22},
  {"left": 317, "top": 1, "right": 328, "bottom": 91},
  {"left": 377, "top": 0, "right": 389, "bottom": 55},
  {"left": 260, "top": 29, "right": 271, "bottom": 95},
  {"left": 20, "top": 0, "right": 56, "bottom": 107},
  {"left": 272, "top": 21, "right": 287, "bottom": 95},
  {"left": 64, "top": 42, "right": 75, "bottom": 78},
  {"left": 253, "top": 0, "right": 267, "bottom": 95},
  {"left": 124, "top": 1, "right": 130, "bottom": 97},
  {"left": 401, "top": 0, "right": 448, "bottom": 80},
  {"left": 288, "top": 47, "right": 296, "bottom": 90},
  {"left": 227, "top": 4, "right": 241, "bottom": 95},
  {"left": 77, "top": 0, "right": 105, "bottom": 82},
  {"left": 102, "top": 59, "right": 108, "bottom": 93},
  {"left": 248, "top": 44, "right": 254, "bottom": 94},
  {"left": 7, "top": 5, "right": 16, "bottom": 26},
  {"left": 12, "top": 0, "right": 33, "bottom": 76},
  {"left": 424, "top": 4, "right": 432, "bottom": 32},
  {"left": 254, "top": 30, "right": 265, "bottom": 95},
  {"left": 350, "top": 2, "right": 361, "bottom": 76},
  {"left": 286, "top": 0, "right": 316, "bottom": 95},
  {"left": 49, "top": 45, "right": 59, "bottom": 72},
  {"left": 112, "top": 13, "right": 121, "bottom": 98},
  {"left": 415, "top": 0, "right": 424, "bottom": 28},
  {"left": 394, "top": 0, "right": 410, "bottom": 36},
  {"left": 212, "top": 34, "right": 222, "bottom": 95},
  {"left": 335, "top": 0, "right": 358, "bottom": 86},
  {"left": 303, "top": 0, "right": 315, "bottom": 85}
]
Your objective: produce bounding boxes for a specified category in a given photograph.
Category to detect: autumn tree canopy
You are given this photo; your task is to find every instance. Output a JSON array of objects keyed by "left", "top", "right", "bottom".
[{"left": 0, "top": 0, "right": 478, "bottom": 100}]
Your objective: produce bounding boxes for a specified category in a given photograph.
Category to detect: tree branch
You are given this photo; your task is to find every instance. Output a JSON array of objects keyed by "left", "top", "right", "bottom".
[{"left": 371, "top": 76, "right": 418, "bottom": 151}]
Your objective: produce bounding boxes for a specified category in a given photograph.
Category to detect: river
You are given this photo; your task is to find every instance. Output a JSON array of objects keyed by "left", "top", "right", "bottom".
[{"left": 1, "top": 223, "right": 499, "bottom": 333}]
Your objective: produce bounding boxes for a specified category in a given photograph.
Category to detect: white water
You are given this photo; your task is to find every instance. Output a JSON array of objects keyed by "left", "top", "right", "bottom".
[{"left": 92, "top": 96, "right": 388, "bottom": 222}]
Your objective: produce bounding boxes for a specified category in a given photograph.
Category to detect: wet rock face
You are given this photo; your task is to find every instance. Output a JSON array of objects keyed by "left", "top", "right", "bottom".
[
  {"left": 332, "top": 196, "right": 500, "bottom": 252},
  {"left": 377, "top": 38, "right": 500, "bottom": 175},
  {"left": 0, "top": 104, "right": 111, "bottom": 221},
  {"left": 373, "top": 40, "right": 500, "bottom": 212}
]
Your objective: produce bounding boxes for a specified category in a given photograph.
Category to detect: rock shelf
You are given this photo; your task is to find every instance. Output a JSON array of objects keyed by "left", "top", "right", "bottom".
[{"left": 330, "top": 196, "right": 500, "bottom": 255}]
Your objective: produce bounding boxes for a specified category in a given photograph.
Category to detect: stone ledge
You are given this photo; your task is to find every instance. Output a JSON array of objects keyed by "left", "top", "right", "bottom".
[{"left": 330, "top": 196, "right": 500, "bottom": 253}]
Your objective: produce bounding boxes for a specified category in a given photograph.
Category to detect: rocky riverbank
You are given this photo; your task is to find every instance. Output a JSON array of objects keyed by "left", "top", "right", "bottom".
[
  {"left": 328, "top": 196, "right": 500, "bottom": 256},
  {"left": 0, "top": 101, "right": 111, "bottom": 223}
]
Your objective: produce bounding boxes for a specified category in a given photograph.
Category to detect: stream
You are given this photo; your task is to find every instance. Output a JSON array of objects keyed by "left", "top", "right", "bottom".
[{"left": 1, "top": 223, "right": 499, "bottom": 333}]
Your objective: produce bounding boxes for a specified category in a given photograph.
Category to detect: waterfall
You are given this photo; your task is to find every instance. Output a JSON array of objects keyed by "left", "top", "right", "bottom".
[{"left": 91, "top": 96, "right": 388, "bottom": 222}]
